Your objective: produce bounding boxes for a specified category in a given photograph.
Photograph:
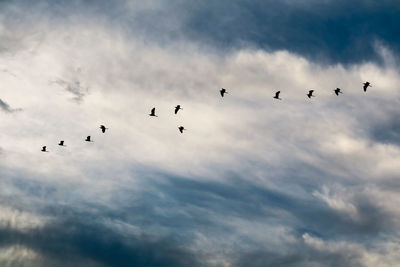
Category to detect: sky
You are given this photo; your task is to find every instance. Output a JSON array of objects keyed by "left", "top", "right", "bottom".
[{"left": 1, "top": 0, "right": 400, "bottom": 266}]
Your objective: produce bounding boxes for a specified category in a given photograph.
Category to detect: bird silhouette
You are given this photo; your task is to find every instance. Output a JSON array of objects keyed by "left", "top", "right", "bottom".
[
  {"left": 363, "top": 82, "right": 371, "bottom": 92},
  {"left": 41, "top": 146, "right": 48, "bottom": 152},
  {"left": 273, "top": 91, "right": 282, "bottom": 100},
  {"left": 85, "top": 136, "right": 93, "bottom": 142},
  {"left": 307, "top": 90, "right": 315, "bottom": 99},
  {"left": 175, "top": 105, "right": 182, "bottom": 114},
  {"left": 178, "top": 126, "right": 186, "bottom": 133},
  {"left": 220, "top": 88, "right": 228, "bottom": 97},
  {"left": 100, "top": 125, "right": 108, "bottom": 133},
  {"left": 149, "top": 107, "right": 158, "bottom": 117},
  {"left": 58, "top": 140, "right": 65, "bottom": 146},
  {"left": 334, "top": 88, "right": 343, "bottom": 96}
]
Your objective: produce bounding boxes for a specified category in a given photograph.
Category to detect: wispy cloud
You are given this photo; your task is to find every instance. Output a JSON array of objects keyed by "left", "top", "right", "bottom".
[
  {"left": 54, "top": 79, "right": 88, "bottom": 103},
  {"left": 0, "top": 0, "right": 400, "bottom": 266},
  {"left": 0, "top": 98, "right": 21, "bottom": 113}
]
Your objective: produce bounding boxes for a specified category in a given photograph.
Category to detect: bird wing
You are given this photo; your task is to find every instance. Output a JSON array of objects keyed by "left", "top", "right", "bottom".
[{"left": 310, "top": 90, "right": 314, "bottom": 94}]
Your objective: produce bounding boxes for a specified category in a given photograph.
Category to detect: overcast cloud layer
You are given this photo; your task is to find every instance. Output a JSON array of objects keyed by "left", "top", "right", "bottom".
[{"left": 1, "top": 1, "right": 400, "bottom": 266}]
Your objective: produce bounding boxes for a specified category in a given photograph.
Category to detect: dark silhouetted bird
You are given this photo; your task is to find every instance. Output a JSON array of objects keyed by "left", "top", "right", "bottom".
[
  {"left": 58, "top": 141, "right": 65, "bottom": 146},
  {"left": 41, "top": 146, "right": 47, "bottom": 152},
  {"left": 178, "top": 126, "right": 186, "bottom": 133},
  {"left": 363, "top": 82, "right": 371, "bottom": 92},
  {"left": 273, "top": 91, "right": 282, "bottom": 100},
  {"left": 149, "top": 107, "right": 157, "bottom": 117},
  {"left": 307, "top": 90, "right": 315, "bottom": 99},
  {"left": 100, "top": 125, "right": 108, "bottom": 133},
  {"left": 175, "top": 105, "right": 182, "bottom": 114},
  {"left": 220, "top": 88, "right": 228, "bottom": 97},
  {"left": 334, "top": 88, "right": 343, "bottom": 96},
  {"left": 85, "top": 136, "right": 93, "bottom": 142}
]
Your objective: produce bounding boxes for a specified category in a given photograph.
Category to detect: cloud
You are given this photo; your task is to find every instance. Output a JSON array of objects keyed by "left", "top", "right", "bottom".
[
  {"left": 0, "top": 219, "right": 203, "bottom": 267},
  {"left": 0, "top": 1, "right": 400, "bottom": 266},
  {"left": 54, "top": 78, "right": 88, "bottom": 103},
  {"left": 0, "top": 98, "right": 21, "bottom": 113}
]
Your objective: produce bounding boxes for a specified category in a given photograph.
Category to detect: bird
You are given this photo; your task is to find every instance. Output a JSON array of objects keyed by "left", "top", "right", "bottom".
[
  {"left": 307, "top": 90, "right": 315, "bottom": 99},
  {"left": 175, "top": 105, "right": 182, "bottom": 114},
  {"left": 100, "top": 125, "right": 108, "bottom": 133},
  {"left": 58, "top": 140, "right": 65, "bottom": 146},
  {"left": 334, "top": 88, "right": 343, "bottom": 96},
  {"left": 178, "top": 126, "right": 186, "bottom": 133},
  {"left": 85, "top": 136, "right": 93, "bottom": 142},
  {"left": 41, "top": 146, "right": 48, "bottom": 152},
  {"left": 220, "top": 88, "right": 228, "bottom": 97},
  {"left": 149, "top": 107, "right": 157, "bottom": 117},
  {"left": 363, "top": 82, "right": 371, "bottom": 92},
  {"left": 273, "top": 91, "right": 282, "bottom": 100}
]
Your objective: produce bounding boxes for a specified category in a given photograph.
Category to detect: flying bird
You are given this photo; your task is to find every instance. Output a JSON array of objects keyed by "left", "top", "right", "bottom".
[
  {"left": 175, "top": 105, "right": 182, "bottom": 114},
  {"left": 363, "top": 82, "right": 371, "bottom": 92},
  {"left": 307, "top": 90, "right": 315, "bottom": 99},
  {"left": 334, "top": 88, "right": 343, "bottom": 96},
  {"left": 85, "top": 136, "right": 93, "bottom": 142},
  {"left": 149, "top": 107, "right": 157, "bottom": 117},
  {"left": 220, "top": 88, "right": 228, "bottom": 97},
  {"left": 273, "top": 91, "right": 282, "bottom": 100},
  {"left": 41, "top": 146, "right": 48, "bottom": 152},
  {"left": 178, "top": 126, "right": 186, "bottom": 133},
  {"left": 100, "top": 125, "right": 108, "bottom": 133},
  {"left": 58, "top": 141, "right": 65, "bottom": 146}
]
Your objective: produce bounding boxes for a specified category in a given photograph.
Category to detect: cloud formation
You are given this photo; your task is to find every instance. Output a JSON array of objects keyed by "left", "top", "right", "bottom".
[
  {"left": 0, "top": 98, "right": 20, "bottom": 113},
  {"left": 0, "top": 0, "right": 400, "bottom": 266}
]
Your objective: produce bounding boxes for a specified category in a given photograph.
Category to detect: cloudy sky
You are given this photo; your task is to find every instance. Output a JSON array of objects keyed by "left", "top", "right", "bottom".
[{"left": 1, "top": 0, "right": 400, "bottom": 266}]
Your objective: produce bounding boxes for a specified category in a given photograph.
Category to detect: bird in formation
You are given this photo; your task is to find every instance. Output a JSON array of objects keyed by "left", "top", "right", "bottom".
[
  {"left": 178, "top": 126, "right": 186, "bottom": 133},
  {"left": 273, "top": 91, "right": 282, "bottom": 100},
  {"left": 41, "top": 84, "right": 374, "bottom": 152},
  {"left": 175, "top": 105, "right": 182, "bottom": 114},
  {"left": 334, "top": 88, "right": 343, "bottom": 96},
  {"left": 149, "top": 107, "right": 158, "bottom": 117},
  {"left": 363, "top": 82, "right": 371, "bottom": 92},
  {"left": 100, "top": 125, "right": 108, "bottom": 133},
  {"left": 220, "top": 88, "right": 228, "bottom": 97}
]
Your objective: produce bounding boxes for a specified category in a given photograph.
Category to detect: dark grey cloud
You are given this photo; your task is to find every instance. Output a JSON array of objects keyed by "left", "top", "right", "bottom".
[
  {"left": 0, "top": 221, "right": 201, "bottom": 267},
  {"left": 1, "top": 168, "right": 395, "bottom": 266},
  {"left": 368, "top": 112, "right": 400, "bottom": 146},
  {"left": 174, "top": 0, "right": 400, "bottom": 65},
  {"left": 0, "top": 98, "right": 20, "bottom": 113},
  {"left": 3, "top": 0, "right": 400, "bottom": 65},
  {"left": 54, "top": 79, "right": 88, "bottom": 103}
]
